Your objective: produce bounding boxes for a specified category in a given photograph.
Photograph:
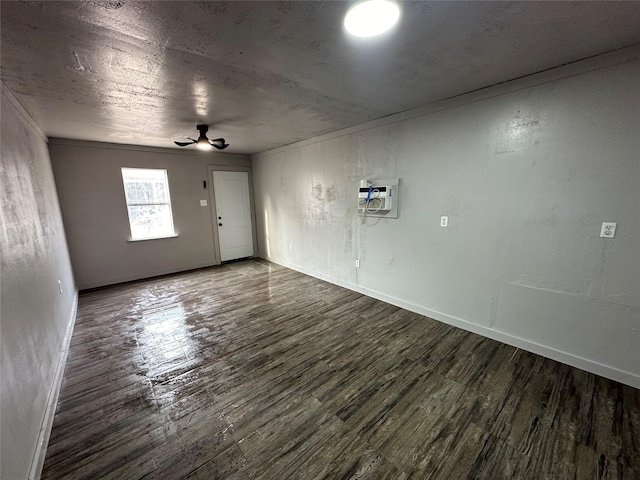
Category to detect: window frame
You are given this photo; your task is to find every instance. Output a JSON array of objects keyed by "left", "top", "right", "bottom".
[{"left": 121, "top": 167, "right": 177, "bottom": 241}]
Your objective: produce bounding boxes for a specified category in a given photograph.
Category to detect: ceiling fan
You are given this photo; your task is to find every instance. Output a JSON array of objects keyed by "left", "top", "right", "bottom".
[{"left": 174, "top": 124, "right": 229, "bottom": 150}]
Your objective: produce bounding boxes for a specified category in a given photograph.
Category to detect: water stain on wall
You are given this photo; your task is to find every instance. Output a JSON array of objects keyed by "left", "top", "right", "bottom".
[
  {"left": 495, "top": 109, "right": 540, "bottom": 154},
  {"left": 0, "top": 131, "right": 52, "bottom": 260},
  {"left": 325, "top": 184, "right": 337, "bottom": 202}
]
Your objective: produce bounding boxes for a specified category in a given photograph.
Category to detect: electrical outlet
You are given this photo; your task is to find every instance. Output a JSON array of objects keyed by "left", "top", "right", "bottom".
[
  {"left": 200, "top": 199, "right": 208, "bottom": 207},
  {"left": 440, "top": 216, "right": 448, "bottom": 227},
  {"left": 57, "top": 280, "right": 63, "bottom": 294},
  {"left": 600, "top": 222, "right": 616, "bottom": 238},
  {"left": 355, "top": 259, "right": 360, "bottom": 268}
]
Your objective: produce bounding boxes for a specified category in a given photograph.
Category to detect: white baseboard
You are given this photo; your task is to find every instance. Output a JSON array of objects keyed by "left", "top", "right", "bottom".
[
  {"left": 79, "top": 261, "right": 219, "bottom": 290},
  {"left": 264, "top": 256, "right": 640, "bottom": 389},
  {"left": 29, "top": 290, "right": 79, "bottom": 480}
]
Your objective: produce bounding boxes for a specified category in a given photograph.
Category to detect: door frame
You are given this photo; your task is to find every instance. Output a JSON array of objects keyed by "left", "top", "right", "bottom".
[{"left": 207, "top": 165, "right": 258, "bottom": 265}]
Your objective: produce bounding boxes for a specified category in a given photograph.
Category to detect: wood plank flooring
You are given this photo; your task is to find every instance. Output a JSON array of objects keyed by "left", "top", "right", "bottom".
[{"left": 41, "top": 260, "right": 639, "bottom": 479}]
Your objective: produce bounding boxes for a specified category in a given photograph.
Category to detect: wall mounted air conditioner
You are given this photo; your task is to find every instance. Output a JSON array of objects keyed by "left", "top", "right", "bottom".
[{"left": 358, "top": 186, "right": 392, "bottom": 212}]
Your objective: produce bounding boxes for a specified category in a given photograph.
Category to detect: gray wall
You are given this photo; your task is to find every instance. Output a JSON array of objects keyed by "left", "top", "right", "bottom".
[
  {"left": 1, "top": 85, "right": 76, "bottom": 479},
  {"left": 49, "top": 140, "right": 251, "bottom": 289},
  {"left": 252, "top": 57, "right": 640, "bottom": 387}
]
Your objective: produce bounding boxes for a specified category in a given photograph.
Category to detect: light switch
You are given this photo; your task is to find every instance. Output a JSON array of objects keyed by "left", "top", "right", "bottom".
[
  {"left": 200, "top": 200, "right": 208, "bottom": 207},
  {"left": 440, "top": 216, "right": 448, "bottom": 227},
  {"left": 600, "top": 222, "right": 616, "bottom": 238}
]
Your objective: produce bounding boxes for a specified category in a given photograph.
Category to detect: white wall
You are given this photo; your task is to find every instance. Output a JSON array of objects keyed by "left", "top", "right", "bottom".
[
  {"left": 252, "top": 56, "right": 640, "bottom": 387},
  {"left": 1, "top": 85, "right": 77, "bottom": 479},
  {"left": 49, "top": 140, "right": 251, "bottom": 289}
]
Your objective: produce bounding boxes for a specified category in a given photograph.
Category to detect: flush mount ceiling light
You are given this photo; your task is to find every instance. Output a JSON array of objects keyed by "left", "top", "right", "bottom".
[
  {"left": 174, "top": 124, "right": 229, "bottom": 150},
  {"left": 344, "top": 0, "right": 400, "bottom": 37}
]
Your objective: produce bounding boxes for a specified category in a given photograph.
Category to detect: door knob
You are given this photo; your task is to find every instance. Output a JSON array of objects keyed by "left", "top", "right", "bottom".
[
  {"left": 218, "top": 216, "right": 222, "bottom": 220},
  {"left": 219, "top": 223, "right": 223, "bottom": 226}
]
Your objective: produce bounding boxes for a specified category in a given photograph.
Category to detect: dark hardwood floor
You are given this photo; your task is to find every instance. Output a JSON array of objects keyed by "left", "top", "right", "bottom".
[{"left": 41, "top": 259, "right": 639, "bottom": 479}]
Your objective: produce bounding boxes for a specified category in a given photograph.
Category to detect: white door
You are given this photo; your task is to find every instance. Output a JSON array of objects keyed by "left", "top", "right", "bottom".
[{"left": 212, "top": 170, "right": 254, "bottom": 261}]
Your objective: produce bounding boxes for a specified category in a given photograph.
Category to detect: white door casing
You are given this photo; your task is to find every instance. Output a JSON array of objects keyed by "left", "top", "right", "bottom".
[{"left": 212, "top": 170, "right": 254, "bottom": 261}]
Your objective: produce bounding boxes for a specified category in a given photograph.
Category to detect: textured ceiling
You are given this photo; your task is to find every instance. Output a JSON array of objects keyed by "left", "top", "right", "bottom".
[{"left": 1, "top": 1, "right": 639, "bottom": 154}]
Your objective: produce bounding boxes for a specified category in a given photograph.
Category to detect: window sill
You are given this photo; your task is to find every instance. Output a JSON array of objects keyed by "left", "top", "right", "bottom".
[{"left": 127, "top": 234, "right": 179, "bottom": 242}]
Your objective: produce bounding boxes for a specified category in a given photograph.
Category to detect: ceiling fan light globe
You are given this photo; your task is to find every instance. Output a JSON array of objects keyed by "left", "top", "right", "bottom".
[
  {"left": 344, "top": 0, "right": 400, "bottom": 37},
  {"left": 197, "top": 141, "right": 212, "bottom": 151}
]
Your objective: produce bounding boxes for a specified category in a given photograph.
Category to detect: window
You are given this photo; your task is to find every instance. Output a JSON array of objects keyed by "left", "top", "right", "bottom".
[{"left": 121, "top": 167, "right": 175, "bottom": 240}]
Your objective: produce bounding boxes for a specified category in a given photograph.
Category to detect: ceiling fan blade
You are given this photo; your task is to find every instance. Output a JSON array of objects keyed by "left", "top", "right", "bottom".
[
  {"left": 210, "top": 138, "right": 229, "bottom": 150},
  {"left": 174, "top": 137, "right": 197, "bottom": 147}
]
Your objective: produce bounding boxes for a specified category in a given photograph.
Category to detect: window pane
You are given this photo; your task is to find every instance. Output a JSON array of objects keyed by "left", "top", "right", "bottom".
[
  {"left": 122, "top": 168, "right": 169, "bottom": 204},
  {"left": 138, "top": 181, "right": 154, "bottom": 203},
  {"left": 124, "top": 180, "right": 168, "bottom": 204},
  {"left": 127, "top": 205, "right": 174, "bottom": 239},
  {"left": 124, "top": 181, "right": 139, "bottom": 204},
  {"left": 153, "top": 181, "right": 167, "bottom": 203}
]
